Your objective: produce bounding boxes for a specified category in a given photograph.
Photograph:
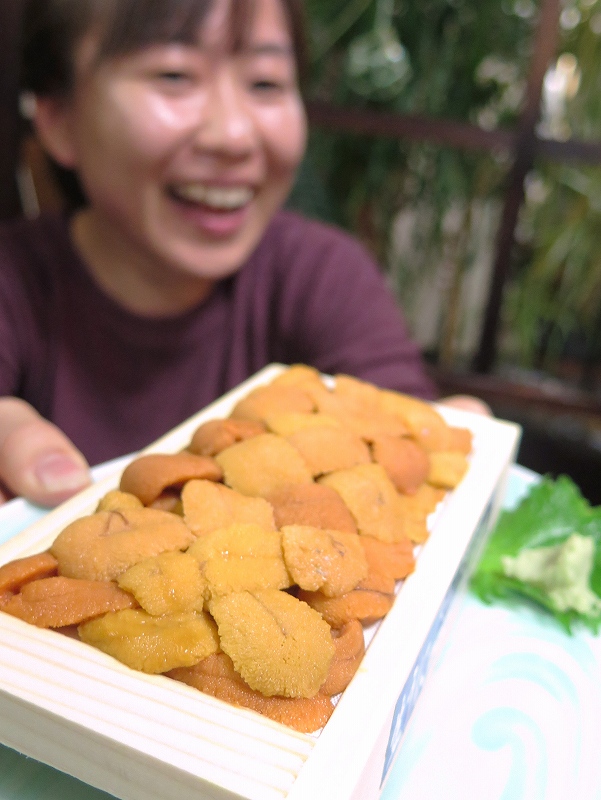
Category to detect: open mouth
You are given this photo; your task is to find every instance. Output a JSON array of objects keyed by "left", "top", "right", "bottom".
[{"left": 169, "top": 183, "right": 254, "bottom": 211}]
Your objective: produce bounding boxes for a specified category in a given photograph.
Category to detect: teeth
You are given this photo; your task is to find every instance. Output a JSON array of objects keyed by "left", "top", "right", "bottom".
[{"left": 174, "top": 184, "right": 253, "bottom": 209}]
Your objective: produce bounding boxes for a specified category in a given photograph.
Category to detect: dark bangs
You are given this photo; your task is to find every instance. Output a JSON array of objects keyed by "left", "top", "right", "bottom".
[
  {"left": 22, "top": 0, "right": 307, "bottom": 96},
  {"left": 96, "top": 0, "right": 215, "bottom": 59},
  {"left": 97, "top": 0, "right": 308, "bottom": 82},
  {"left": 99, "top": 0, "right": 308, "bottom": 86},
  {"left": 22, "top": 0, "right": 214, "bottom": 95}
]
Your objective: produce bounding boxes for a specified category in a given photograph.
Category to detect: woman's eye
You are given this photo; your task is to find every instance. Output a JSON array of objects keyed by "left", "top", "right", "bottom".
[
  {"left": 253, "top": 80, "right": 277, "bottom": 90},
  {"left": 157, "top": 71, "right": 190, "bottom": 82},
  {"left": 148, "top": 69, "right": 197, "bottom": 91},
  {"left": 251, "top": 78, "right": 287, "bottom": 93}
]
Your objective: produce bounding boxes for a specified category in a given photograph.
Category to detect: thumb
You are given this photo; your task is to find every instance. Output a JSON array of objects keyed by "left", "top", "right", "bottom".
[{"left": 0, "top": 399, "right": 91, "bottom": 507}]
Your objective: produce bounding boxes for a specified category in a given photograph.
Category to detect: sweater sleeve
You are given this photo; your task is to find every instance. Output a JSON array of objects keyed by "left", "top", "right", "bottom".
[
  {"left": 0, "top": 230, "right": 27, "bottom": 396},
  {"left": 270, "top": 213, "right": 438, "bottom": 399},
  {"left": 0, "top": 217, "right": 57, "bottom": 409}
]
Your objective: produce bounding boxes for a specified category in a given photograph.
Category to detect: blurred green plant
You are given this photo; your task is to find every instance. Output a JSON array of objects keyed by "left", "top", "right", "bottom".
[
  {"left": 506, "top": 1, "right": 601, "bottom": 385},
  {"left": 293, "top": 1, "right": 601, "bottom": 384},
  {"left": 508, "top": 163, "right": 601, "bottom": 378},
  {"left": 289, "top": 0, "right": 536, "bottom": 365}
]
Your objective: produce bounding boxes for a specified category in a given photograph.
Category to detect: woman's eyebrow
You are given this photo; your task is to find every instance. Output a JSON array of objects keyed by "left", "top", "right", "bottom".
[{"left": 244, "top": 43, "right": 293, "bottom": 57}]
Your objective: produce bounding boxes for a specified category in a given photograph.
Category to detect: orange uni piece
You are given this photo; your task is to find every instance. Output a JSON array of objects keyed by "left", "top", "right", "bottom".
[
  {"left": 370, "top": 435, "right": 430, "bottom": 495},
  {"left": 230, "top": 384, "right": 315, "bottom": 423},
  {"left": 188, "top": 418, "right": 267, "bottom": 457},
  {"left": 168, "top": 664, "right": 335, "bottom": 733},
  {"left": 2, "top": 575, "right": 137, "bottom": 628},
  {"left": 0, "top": 552, "right": 58, "bottom": 604},
  {"left": 298, "top": 576, "right": 395, "bottom": 628},
  {"left": 319, "top": 619, "right": 366, "bottom": 696},
  {"left": 359, "top": 536, "right": 415, "bottom": 581},
  {"left": 119, "top": 453, "right": 223, "bottom": 506},
  {"left": 266, "top": 482, "right": 358, "bottom": 534}
]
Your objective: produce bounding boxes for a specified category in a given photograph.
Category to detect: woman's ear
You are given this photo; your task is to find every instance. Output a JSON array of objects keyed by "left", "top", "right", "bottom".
[{"left": 32, "top": 96, "right": 78, "bottom": 169}]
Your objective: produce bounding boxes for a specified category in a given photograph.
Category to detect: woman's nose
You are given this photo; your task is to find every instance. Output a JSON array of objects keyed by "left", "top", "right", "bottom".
[{"left": 193, "top": 78, "right": 255, "bottom": 155}]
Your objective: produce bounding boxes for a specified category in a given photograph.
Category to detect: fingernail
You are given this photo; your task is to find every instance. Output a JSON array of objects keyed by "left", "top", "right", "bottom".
[{"left": 34, "top": 452, "right": 90, "bottom": 494}]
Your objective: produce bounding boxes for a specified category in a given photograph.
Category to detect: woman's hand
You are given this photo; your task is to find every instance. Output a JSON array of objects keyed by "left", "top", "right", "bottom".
[{"left": 0, "top": 398, "right": 91, "bottom": 507}]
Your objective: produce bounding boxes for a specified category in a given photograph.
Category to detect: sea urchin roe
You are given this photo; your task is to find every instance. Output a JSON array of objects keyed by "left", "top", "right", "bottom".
[
  {"left": 359, "top": 535, "right": 415, "bottom": 581},
  {"left": 171, "top": 671, "right": 335, "bottom": 733},
  {"left": 78, "top": 608, "right": 219, "bottom": 673},
  {"left": 281, "top": 525, "right": 367, "bottom": 596},
  {"left": 264, "top": 411, "right": 343, "bottom": 437},
  {"left": 427, "top": 451, "right": 469, "bottom": 489},
  {"left": 187, "top": 524, "right": 291, "bottom": 598},
  {"left": 396, "top": 483, "right": 446, "bottom": 520},
  {"left": 2, "top": 575, "right": 137, "bottom": 628},
  {"left": 329, "top": 375, "right": 411, "bottom": 441},
  {"left": 209, "top": 589, "right": 335, "bottom": 698},
  {"left": 96, "top": 490, "right": 144, "bottom": 513},
  {"left": 446, "top": 426, "right": 473, "bottom": 454},
  {"left": 119, "top": 452, "right": 223, "bottom": 506},
  {"left": 370, "top": 435, "right": 430, "bottom": 495},
  {"left": 50, "top": 508, "right": 194, "bottom": 582},
  {"left": 285, "top": 425, "right": 371, "bottom": 477},
  {"left": 378, "top": 390, "right": 451, "bottom": 452},
  {"left": 333, "top": 374, "right": 387, "bottom": 409},
  {"left": 298, "top": 577, "right": 395, "bottom": 628},
  {"left": 229, "top": 384, "right": 315, "bottom": 423},
  {"left": 182, "top": 479, "right": 275, "bottom": 536},
  {"left": 319, "top": 619, "right": 366, "bottom": 696},
  {"left": 265, "top": 483, "right": 358, "bottom": 534},
  {"left": 215, "top": 433, "right": 313, "bottom": 497},
  {"left": 117, "top": 551, "right": 205, "bottom": 616},
  {"left": 188, "top": 418, "right": 267, "bottom": 457},
  {"left": 308, "top": 388, "right": 408, "bottom": 442},
  {"left": 268, "top": 363, "right": 324, "bottom": 390},
  {"left": 175, "top": 650, "right": 241, "bottom": 682},
  {"left": 0, "top": 552, "right": 58, "bottom": 600},
  {"left": 319, "top": 463, "right": 406, "bottom": 543}
]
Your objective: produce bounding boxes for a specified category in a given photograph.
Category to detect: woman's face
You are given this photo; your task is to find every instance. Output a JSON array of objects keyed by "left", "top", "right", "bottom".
[{"left": 40, "top": 0, "right": 307, "bottom": 294}]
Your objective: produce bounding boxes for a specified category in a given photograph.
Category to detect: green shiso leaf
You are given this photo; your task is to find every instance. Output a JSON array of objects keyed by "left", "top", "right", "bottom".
[{"left": 470, "top": 475, "right": 601, "bottom": 633}]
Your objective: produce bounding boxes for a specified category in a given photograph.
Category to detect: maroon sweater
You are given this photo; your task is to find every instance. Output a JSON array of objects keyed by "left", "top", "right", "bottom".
[{"left": 0, "top": 210, "right": 436, "bottom": 465}]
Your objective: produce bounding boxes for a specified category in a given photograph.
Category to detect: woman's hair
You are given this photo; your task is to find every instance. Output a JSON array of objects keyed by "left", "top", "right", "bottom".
[{"left": 21, "top": 0, "right": 308, "bottom": 96}]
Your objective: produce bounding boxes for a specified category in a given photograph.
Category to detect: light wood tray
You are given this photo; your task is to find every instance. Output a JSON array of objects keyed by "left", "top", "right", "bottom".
[{"left": 0, "top": 365, "right": 521, "bottom": 800}]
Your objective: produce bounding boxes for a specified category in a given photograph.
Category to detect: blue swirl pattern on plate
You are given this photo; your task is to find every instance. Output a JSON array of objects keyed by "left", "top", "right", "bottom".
[{"left": 381, "top": 466, "right": 601, "bottom": 800}]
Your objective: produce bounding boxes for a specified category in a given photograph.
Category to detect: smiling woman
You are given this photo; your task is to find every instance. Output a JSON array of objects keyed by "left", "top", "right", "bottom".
[
  {"left": 0, "top": 0, "right": 437, "bottom": 507},
  {"left": 32, "top": 0, "right": 308, "bottom": 315}
]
